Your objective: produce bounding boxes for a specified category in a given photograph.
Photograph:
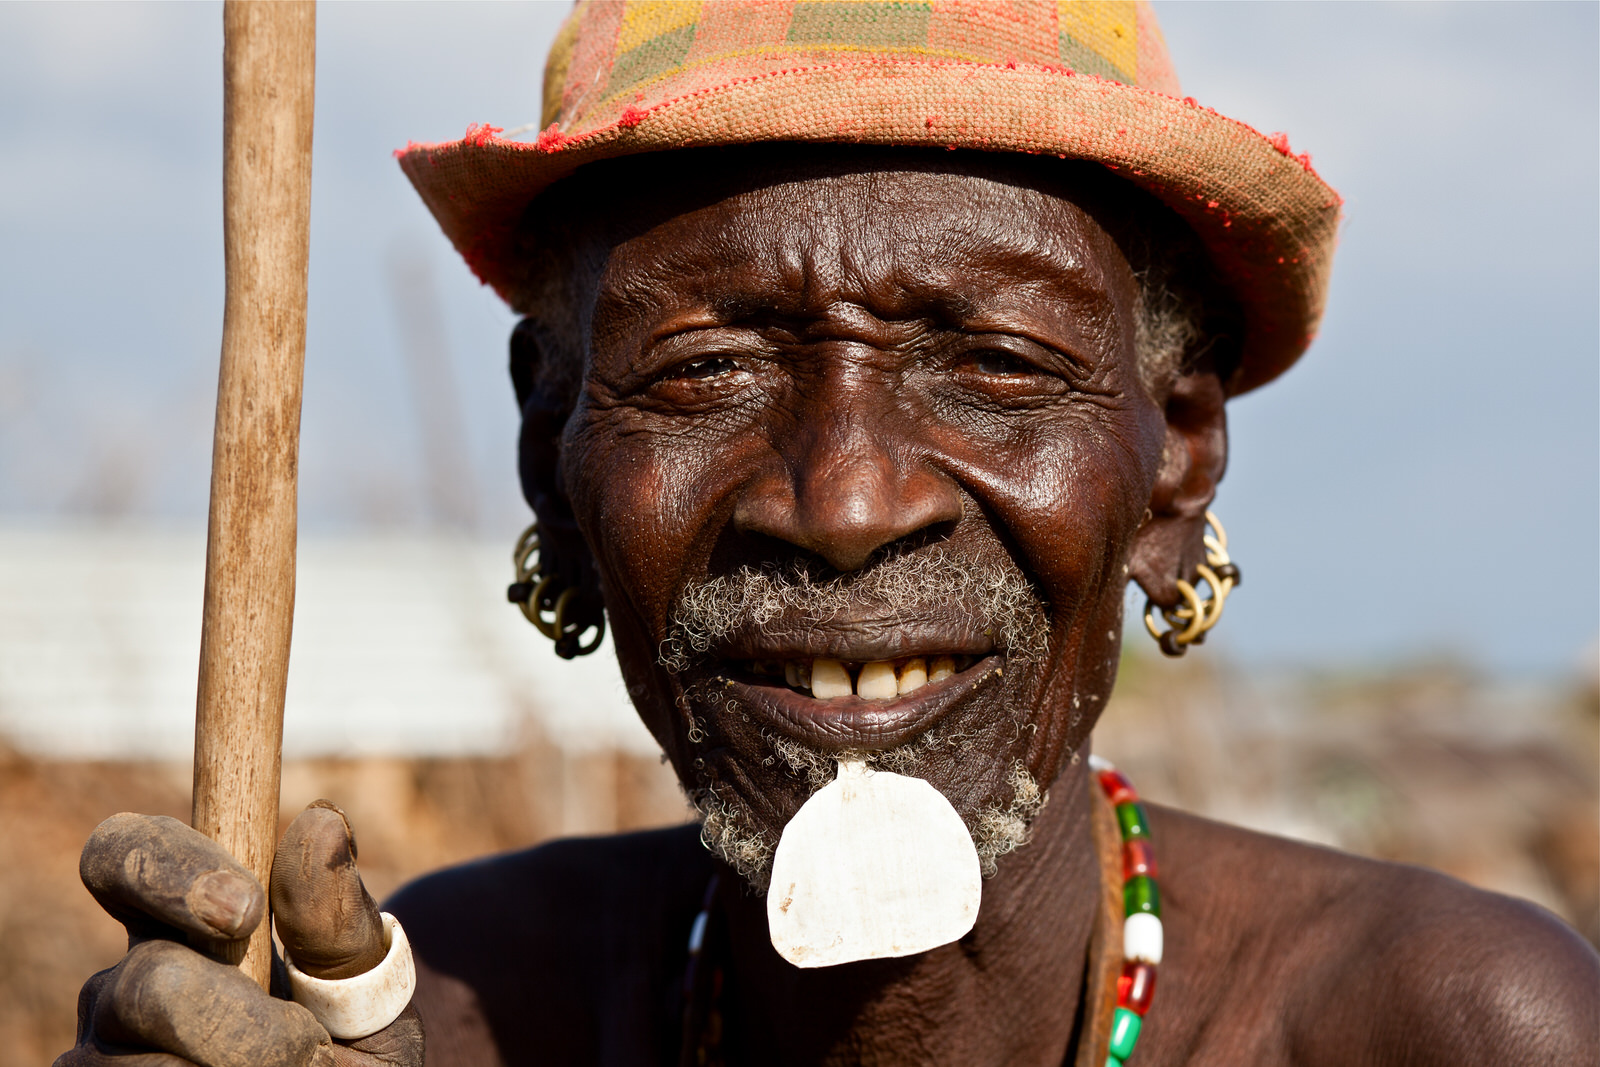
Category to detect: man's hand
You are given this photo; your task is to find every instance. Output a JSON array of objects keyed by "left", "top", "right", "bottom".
[{"left": 55, "top": 806, "right": 423, "bottom": 1067}]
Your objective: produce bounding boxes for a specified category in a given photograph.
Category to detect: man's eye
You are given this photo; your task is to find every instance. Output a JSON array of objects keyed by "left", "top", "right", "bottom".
[
  {"left": 969, "top": 350, "right": 1032, "bottom": 376},
  {"left": 672, "top": 357, "right": 738, "bottom": 380}
]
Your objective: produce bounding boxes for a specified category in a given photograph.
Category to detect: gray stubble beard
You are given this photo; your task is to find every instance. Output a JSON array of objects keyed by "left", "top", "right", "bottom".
[
  {"left": 688, "top": 725, "right": 1047, "bottom": 892},
  {"left": 663, "top": 547, "right": 1054, "bottom": 892}
]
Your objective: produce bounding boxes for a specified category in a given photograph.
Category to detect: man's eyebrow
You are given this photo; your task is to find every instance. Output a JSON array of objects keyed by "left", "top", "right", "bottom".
[
  {"left": 705, "top": 286, "right": 993, "bottom": 325},
  {"left": 707, "top": 292, "right": 781, "bottom": 321},
  {"left": 897, "top": 288, "right": 982, "bottom": 324},
  {"left": 683, "top": 236, "right": 1104, "bottom": 325}
]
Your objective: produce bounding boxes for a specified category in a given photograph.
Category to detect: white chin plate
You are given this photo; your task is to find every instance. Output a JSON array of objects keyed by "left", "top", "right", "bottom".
[{"left": 767, "top": 758, "right": 982, "bottom": 968}]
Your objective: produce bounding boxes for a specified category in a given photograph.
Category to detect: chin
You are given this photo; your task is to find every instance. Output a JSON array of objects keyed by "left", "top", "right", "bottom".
[
  {"left": 664, "top": 649, "right": 1056, "bottom": 891},
  {"left": 615, "top": 540, "right": 1118, "bottom": 889}
]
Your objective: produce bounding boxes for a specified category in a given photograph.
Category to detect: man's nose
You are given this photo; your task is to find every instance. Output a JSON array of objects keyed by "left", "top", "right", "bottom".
[{"left": 732, "top": 407, "right": 962, "bottom": 572}]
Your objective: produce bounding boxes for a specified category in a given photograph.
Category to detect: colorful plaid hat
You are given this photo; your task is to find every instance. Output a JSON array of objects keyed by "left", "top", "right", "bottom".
[{"left": 399, "top": 0, "right": 1340, "bottom": 395}]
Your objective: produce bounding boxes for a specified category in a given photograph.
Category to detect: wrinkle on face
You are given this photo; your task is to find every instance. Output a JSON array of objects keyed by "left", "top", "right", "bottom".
[{"left": 550, "top": 160, "right": 1170, "bottom": 884}]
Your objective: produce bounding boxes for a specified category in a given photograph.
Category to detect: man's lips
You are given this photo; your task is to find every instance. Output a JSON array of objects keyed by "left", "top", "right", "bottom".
[
  {"left": 717, "top": 618, "right": 996, "bottom": 664},
  {"left": 700, "top": 652, "right": 1005, "bottom": 752},
  {"left": 687, "top": 616, "right": 1006, "bottom": 750}
]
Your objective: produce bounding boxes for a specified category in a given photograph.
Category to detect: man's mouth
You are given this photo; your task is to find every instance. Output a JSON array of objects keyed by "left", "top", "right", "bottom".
[
  {"left": 736, "top": 655, "right": 984, "bottom": 700},
  {"left": 703, "top": 636, "right": 1005, "bottom": 751}
]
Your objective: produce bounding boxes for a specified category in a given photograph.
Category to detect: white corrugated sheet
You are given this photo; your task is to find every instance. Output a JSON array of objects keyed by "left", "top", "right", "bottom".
[{"left": 0, "top": 521, "right": 659, "bottom": 758}]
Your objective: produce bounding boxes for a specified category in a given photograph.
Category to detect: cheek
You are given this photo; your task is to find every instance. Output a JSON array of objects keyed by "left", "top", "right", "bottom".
[
  {"left": 562, "top": 412, "right": 737, "bottom": 636},
  {"left": 944, "top": 399, "right": 1166, "bottom": 603}
]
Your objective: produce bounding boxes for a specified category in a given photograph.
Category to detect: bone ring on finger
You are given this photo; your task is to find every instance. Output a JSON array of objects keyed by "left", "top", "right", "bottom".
[{"left": 284, "top": 912, "right": 415, "bottom": 1041}]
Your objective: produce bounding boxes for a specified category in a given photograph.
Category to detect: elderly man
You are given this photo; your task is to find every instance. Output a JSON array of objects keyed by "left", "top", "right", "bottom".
[{"left": 58, "top": 4, "right": 1596, "bottom": 1066}]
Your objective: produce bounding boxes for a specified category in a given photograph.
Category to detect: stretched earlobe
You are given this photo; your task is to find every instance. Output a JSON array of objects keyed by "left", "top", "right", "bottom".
[
  {"left": 510, "top": 318, "right": 606, "bottom": 653},
  {"left": 1140, "top": 511, "right": 1241, "bottom": 657},
  {"left": 1127, "top": 368, "right": 1228, "bottom": 610},
  {"left": 507, "top": 521, "right": 607, "bottom": 658}
]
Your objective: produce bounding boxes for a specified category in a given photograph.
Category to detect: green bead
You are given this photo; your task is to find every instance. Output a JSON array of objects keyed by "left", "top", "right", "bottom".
[
  {"left": 1109, "top": 1007, "right": 1143, "bottom": 1061},
  {"left": 1115, "top": 801, "right": 1151, "bottom": 840},
  {"left": 1124, "top": 874, "right": 1161, "bottom": 918},
  {"left": 1104, "top": 1057, "right": 1124, "bottom": 1067}
]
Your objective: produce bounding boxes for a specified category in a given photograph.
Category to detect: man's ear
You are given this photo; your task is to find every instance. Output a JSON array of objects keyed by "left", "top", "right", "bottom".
[
  {"left": 512, "top": 317, "right": 568, "bottom": 515},
  {"left": 511, "top": 317, "right": 599, "bottom": 601},
  {"left": 1127, "top": 367, "right": 1228, "bottom": 607}
]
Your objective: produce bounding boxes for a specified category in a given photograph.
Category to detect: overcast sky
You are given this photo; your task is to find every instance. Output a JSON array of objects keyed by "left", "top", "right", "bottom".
[{"left": 0, "top": 2, "right": 1594, "bottom": 677}]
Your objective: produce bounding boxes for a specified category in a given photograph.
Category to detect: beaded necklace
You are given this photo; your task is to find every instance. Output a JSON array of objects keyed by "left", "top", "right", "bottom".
[
  {"left": 1089, "top": 755, "right": 1162, "bottom": 1066},
  {"left": 679, "top": 757, "right": 1161, "bottom": 1067},
  {"left": 680, "top": 874, "right": 726, "bottom": 1067}
]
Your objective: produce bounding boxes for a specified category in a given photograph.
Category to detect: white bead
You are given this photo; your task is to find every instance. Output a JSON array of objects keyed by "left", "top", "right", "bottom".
[
  {"left": 1123, "top": 911, "right": 1164, "bottom": 965},
  {"left": 286, "top": 912, "right": 416, "bottom": 1040},
  {"left": 1087, "top": 754, "right": 1112, "bottom": 772},
  {"left": 687, "top": 909, "right": 708, "bottom": 954}
]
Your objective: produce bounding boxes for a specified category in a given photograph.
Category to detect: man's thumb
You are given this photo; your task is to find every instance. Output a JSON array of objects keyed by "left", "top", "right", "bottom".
[{"left": 270, "top": 800, "right": 387, "bottom": 980}]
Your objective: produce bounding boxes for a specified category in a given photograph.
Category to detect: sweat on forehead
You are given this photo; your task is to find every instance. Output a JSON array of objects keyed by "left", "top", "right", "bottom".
[{"left": 506, "top": 144, "right": 1240, "bottom": 410}]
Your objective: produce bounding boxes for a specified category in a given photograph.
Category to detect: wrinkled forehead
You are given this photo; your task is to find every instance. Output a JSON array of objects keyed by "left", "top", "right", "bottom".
[{"left": 595, "top": 162, "right": 1134, "bottom": 319}]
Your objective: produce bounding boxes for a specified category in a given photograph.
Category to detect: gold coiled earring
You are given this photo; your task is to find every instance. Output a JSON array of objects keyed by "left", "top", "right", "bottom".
[
  {"left": 506, "top": 522, "right": 606, "bottom": 658},
  {"left": 1143, "top": 510, "right": 1240, "bottom": 658}
]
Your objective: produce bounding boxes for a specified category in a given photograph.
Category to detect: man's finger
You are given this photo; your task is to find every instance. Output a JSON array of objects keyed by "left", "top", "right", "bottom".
[
  {"left": 80, "top": 814, "right": 264, "bottom": 944},
  {"left": 54, "top": 1050, "right": 200, "bottom": 1067},
  {"left": 271, "top": 802, "right": 387, "bottom": 980},
  {"left": 327, "top": 1005, "right": 425, "bottom": 1067},
  {"left": 55, "top": 965, "right": 200, "bottom": 1066},
  {"left": 95, "top": 940, "right": 334, "bottom": 1067}
]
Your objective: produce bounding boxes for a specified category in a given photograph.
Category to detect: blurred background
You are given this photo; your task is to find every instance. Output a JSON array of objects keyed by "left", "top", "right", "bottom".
[{"left": 0, "top": 2, "right": 1595, "bottom": 1061}]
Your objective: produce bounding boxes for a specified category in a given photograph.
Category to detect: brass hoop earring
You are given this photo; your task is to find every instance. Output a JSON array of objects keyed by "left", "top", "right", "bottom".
[
  {"left": 1143, "top": 510, "right": 1241, "bottom": 658},
  {"left": 505, "top": 522, "right": 607, "bottom": 658},
  {"left": 552, "top": 585, "right": 605, "bottom": 658}
]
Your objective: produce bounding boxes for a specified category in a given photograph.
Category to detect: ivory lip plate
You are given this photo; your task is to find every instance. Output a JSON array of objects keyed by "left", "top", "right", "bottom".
[{"left": 767, "top": 759, "right": 982, "bottom": 968}]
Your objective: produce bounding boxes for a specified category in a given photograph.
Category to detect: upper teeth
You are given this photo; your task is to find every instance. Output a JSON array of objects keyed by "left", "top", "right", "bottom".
[
  {"left": 747, "top": 655, "right": 969, "bottom": 700},
  {"left": 812, "top": 658, "right": 853, "bottom": 699}
]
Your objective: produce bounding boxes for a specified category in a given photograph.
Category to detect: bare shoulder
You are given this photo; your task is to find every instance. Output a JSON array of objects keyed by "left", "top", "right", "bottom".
[
  {"left": 387, "top": 821, "right": 711, "bottom": 953},
  {"left": 386, "top": 823, "right": 712, "bottom": 1067},
  {"left": 1149, "top": 805, "right": 1599, "bottom": 1066}
]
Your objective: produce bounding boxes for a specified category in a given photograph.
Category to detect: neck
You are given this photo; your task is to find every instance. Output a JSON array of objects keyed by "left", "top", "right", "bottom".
[{"left": 717, "top": 757, "right": 1100, "bottom": 1067}]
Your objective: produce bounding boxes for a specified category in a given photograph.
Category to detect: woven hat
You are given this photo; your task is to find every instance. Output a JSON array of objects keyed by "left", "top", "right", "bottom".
[{"left": 399, "top": 0, "right": 1340, "bottom": 395}]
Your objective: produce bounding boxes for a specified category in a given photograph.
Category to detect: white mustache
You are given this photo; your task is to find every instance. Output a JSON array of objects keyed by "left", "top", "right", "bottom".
[{"left": 661, "top": 548, "right": 1049, "bottom": 672}]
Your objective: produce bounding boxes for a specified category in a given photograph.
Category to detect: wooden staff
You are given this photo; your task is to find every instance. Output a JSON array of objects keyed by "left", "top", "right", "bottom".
[{"left": 191, "top": 0, "right": 316, "bottom": 990}]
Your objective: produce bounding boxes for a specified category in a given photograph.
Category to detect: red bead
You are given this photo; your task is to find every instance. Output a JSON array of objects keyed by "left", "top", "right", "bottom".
[
  {"left": 1096, "top": 768, "right": 1139, "bottom": 805},
  {"left": 1122, "top": 837, "right": 1158, "bottom": 880},
  {"left": 1116, "top": 961, "right": 1157, "bottom": 1015}
]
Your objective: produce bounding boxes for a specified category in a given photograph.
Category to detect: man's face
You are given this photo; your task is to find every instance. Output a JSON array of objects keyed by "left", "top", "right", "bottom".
[{"left": 550, "top": 162, "right": 1172, "bottom": 877}]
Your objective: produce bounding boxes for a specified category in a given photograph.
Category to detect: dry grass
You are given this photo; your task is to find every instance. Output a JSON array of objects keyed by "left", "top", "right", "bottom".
[
  {"left": 4, "top": 657, "right": 1595, "bottom": 1065},
  {"left": 1096, "top": 652, "right": 1600, "bottom": 945},
  {"left": 0, "top": 733, "right": 690, "bottom": 1065}
]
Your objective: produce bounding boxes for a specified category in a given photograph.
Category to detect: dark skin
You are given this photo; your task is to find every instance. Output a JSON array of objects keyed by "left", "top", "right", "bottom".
[
  {"left": 58, "top": 807, "right": 422, "bottom": 1067},
  {"left": 60, "top": 151, "right": 1598, "bottom": 1067}
]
